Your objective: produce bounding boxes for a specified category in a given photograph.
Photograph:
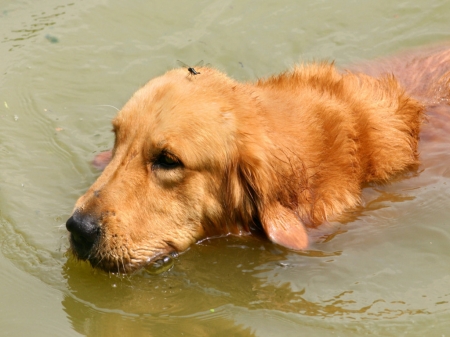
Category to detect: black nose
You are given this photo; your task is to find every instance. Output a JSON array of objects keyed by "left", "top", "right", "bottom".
[{"left": 66, "top": 211, "right": 100, "bottom": 259}]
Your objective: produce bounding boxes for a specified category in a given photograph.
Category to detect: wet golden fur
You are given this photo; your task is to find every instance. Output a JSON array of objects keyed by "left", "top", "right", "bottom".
[{"left": 67, "top": 46, "right": 450, "bottom": 273}]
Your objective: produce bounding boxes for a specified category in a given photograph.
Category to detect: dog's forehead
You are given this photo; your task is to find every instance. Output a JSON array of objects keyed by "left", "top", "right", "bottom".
[
  {"left": 114, "top": 69, "right": 238, "bottom": 165},
  {"left": 116, "top": 69, "right": 236, "bottom": 124}
]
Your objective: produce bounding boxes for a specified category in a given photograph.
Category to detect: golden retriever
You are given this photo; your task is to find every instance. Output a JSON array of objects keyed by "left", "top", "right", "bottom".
[{"left": 66, "top": 45, "right": 450, "bottom": 273}]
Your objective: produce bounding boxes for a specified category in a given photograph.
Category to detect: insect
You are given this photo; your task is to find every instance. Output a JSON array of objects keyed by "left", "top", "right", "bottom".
[{"left": 177, "top": 60, "right": 204, "bottom": 76}]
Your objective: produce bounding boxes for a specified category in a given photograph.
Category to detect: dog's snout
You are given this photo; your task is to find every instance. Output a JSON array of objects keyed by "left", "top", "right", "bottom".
[{"left": 66, "top": 211, "right": 100, "bottom": 258}]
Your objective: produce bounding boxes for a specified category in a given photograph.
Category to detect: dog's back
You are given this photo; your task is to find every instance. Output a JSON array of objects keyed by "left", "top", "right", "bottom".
[
  {"left": 253, "top": 64, "right": 423, "bottom": 225},
  {"left": 351, "top": 45, "right": 450, "bottom": 104}
]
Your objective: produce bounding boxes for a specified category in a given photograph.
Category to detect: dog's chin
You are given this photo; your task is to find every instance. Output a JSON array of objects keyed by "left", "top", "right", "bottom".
[
  {"left": 89, "top": 252, "right": 177, "bottom": 274},
  {"left": 68, "top": 234, "right": 93, "bottom": 261},
  {"left": 69, "top": 238, "right": 178, "bottom": 274}
]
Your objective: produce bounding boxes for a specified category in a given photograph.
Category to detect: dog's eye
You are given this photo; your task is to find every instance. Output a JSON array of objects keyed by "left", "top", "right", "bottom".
[{"left": 153, "top": 152, "right": 182, "bottom": 170}]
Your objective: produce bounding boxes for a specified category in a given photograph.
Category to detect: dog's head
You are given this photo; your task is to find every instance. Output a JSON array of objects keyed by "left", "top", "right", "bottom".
[{"left": 66, "top": 67, "right": 308, "bottom": 273}]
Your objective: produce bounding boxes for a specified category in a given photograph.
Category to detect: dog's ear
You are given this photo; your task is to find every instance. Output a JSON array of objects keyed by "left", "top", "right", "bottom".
[
  {"left": 92, "top": 150, "right": 112, "bottom": 170},
  {"left": 259, "top": 200, "right": 308, "bottom": 250},
  {"left": 236, "top": 144, "right": 309, "bottom": 250}
]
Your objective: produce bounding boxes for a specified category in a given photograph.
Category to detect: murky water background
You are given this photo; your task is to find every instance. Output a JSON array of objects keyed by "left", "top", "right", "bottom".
[{"left": 1, "top": 0, "right": 449, "bottom": 336}]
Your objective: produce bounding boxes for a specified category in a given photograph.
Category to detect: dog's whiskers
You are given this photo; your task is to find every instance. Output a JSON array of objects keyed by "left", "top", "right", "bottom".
[{"left": 95, "top": 104, "right": 120, "bottom": 112}]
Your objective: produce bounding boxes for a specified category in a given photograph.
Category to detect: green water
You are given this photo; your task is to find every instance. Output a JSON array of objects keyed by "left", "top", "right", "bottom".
[{"left": 1, "top": 0, "right": 449, "bottom": 336}]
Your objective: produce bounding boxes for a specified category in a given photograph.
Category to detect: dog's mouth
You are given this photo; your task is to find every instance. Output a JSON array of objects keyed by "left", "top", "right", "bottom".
[
  {"left": 68, "top": 232, "right": 97, "bottom": 261},
  {"left": 68, "top": 233, "right": 178, "bottom": 274},
  {"left": 143, "top": 253, "right": 177, "bottom": 275},
  {"left": 67, "top": 212, "right": 179, "bottom": 274}
]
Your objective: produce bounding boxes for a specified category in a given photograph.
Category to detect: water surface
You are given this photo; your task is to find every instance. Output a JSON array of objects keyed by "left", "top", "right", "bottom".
[{"left": 1, "top": 0, "right": 449, "bottom": 336}]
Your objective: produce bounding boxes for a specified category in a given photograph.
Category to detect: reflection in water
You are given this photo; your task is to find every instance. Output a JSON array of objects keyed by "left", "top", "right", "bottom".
[
  {"left": 61, "top": 250, "right": 257, "bottom": 337},
  {"left": 60, "top": 234, "right": 450, "bottom": 335}
]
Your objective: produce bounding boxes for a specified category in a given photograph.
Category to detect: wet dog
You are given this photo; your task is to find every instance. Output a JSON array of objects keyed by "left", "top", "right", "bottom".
[{"left": 66, "top": 45, "right": 450, "bottom": 273}]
